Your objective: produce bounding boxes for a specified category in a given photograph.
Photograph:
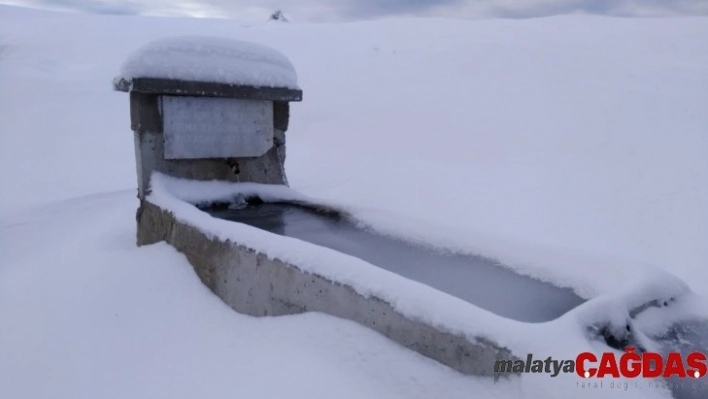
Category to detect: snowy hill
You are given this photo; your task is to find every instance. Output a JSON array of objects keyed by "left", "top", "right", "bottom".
[{"left": 1, "top": 5, "right": 707, "bottom": 399}]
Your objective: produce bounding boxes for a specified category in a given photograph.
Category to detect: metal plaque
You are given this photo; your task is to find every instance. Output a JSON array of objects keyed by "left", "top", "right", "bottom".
[{"left": 162, "top": 96, "right": 273, "bottom": 159}]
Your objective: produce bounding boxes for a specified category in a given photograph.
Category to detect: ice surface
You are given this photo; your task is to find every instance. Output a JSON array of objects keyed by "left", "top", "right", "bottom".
[
  {"left": 116, "top": 36, "right": 299, "bottom": 89},
  {"left": 633, "top": 296, "right": 708, "bottom": 399},
  {"left": 206, "top": 203, "right": 586, "bottom": 323},
  {"left": 655, "top": 320, "right": 708, "bottom": 399}
]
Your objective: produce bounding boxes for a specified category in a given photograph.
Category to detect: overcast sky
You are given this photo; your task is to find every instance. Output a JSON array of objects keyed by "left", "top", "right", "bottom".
[{"left": 2, "top": 0, "right": 707, "bottom": 22}]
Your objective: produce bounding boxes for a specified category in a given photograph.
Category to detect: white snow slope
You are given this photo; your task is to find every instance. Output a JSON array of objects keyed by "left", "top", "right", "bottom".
[{"left": 1, "top": 5, "right": 707, "bottom": 399}]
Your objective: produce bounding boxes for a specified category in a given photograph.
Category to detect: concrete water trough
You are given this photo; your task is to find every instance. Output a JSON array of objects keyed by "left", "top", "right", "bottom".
[
  {"left": 115, "top": 36, "right": 523, "bottom": 376},
  {"left": 115, "top": 37, "right": 706, "bottom": 387}
]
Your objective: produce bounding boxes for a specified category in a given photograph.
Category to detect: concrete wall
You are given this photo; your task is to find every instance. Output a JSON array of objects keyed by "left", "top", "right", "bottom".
[
  {"left": 133, "top": 129, "right": 287, "bottom": 195},
  {"left": 137, "top": 200, "right": 517, "bottom": 377},
  {"left": 130, "top": 92, "right": 290, "bottom": 198}
]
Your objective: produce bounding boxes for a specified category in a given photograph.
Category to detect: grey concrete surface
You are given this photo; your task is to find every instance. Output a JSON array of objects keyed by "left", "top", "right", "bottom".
[
  {"left": 114, "top": 77, "right": 303, "bottom": 101},
  {"left": 133, "top": 129, "right": 287, "bottom": 196},
  {"left": 127, "top": 91, "right": 291, "bottom": 198},
  {"left": 137, "top": 200, "right": 519, "bottom": 377}
]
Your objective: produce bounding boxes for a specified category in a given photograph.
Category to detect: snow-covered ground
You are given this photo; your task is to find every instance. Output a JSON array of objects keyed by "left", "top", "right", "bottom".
[
  {"left": 1, "top": 5, "right": 707, "bottom": 399},
  {"left": 0, "top": 192, "right": 518, "bottom": 399}
]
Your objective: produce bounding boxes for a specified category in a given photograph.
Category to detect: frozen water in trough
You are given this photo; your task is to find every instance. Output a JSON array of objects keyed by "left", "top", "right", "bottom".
[
  {"left": 653, "top": 320, "right": 708, "bottom": 399},
  {"left": 206, "top": 203, "right": 586, "bottom": 323}
]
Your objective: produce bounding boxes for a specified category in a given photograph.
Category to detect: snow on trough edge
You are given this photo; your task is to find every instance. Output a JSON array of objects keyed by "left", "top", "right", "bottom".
[{"left": 148, "top": 173, "right": 693, "bottom": 354}]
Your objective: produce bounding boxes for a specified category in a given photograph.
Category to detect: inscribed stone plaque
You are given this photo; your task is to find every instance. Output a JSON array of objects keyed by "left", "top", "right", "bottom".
[{"left": 162, "top": 96, "right": 273, "bottom": 159}]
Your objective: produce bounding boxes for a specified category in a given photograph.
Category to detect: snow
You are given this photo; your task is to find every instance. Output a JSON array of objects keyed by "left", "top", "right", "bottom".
[
  {"left": 147, "top": 173, "right": 693, "bottom": 361},
  {"left": 1, "top": 4, "right": 708, "bottom": 399},
  {"left": 116, "top": 36, "right": 299, "bottom": 89},
  {"left": 151, "top": 173, "right": 690, "bottom": 303},
  {"left": 634, "top": 293, "right": 708, "bottom": 338},
  {"left": 152, "top": 172, "right": 311, "bottom": 205},
  {"left": 1, "top": 8, "right": 705, "bottom": 298},
  {"left": 0, "top": 193, "right": 511, "bottom": 399},
  {"left": 0, "top": 191, "right": 678, "bottom": 399}
]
